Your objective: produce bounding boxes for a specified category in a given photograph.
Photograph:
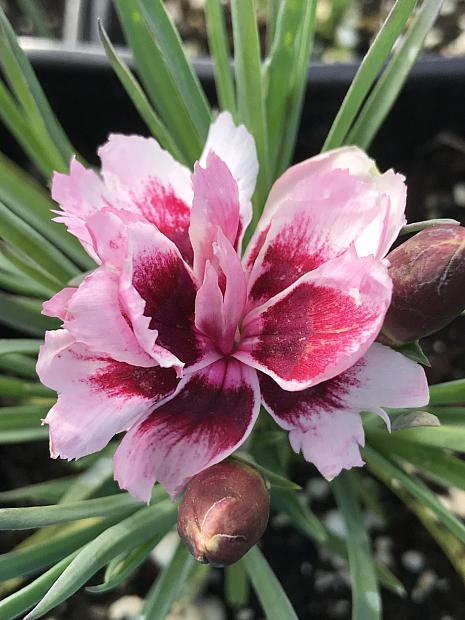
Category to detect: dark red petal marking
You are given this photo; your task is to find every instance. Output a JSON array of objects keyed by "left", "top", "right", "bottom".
[
  {"left": 132, "top": 249, "right": 202, "bottom": 366},
  {"left": 242, "top": 282, "right": 378, "bottom": 384},
  {"left": 88, "top": 357, "right": 179, "bottom": 401},
  {"left": 133, "top": 180, "right": 193, "bottom": 264}
]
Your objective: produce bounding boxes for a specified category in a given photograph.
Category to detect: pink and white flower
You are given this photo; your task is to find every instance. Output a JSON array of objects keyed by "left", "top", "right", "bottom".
[{"left": 37, "top": 112, "right": 429, "bottom": 502}]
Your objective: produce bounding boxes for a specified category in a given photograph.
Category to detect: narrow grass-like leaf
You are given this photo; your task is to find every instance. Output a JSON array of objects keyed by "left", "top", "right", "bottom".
[
  {"left": 0, "top": 516, "right": 124, "bottom": 581},
  {"left": 0, "top": 375, "right": 51, "bottom": 398},
  {"left": 368, "top": 430, "right": 465, "bottom": 492},
  {"left": 0, "top": 201, "right": 78, "bottom": 283},
  {"left": 114, "top": 0, "right": 203, "bottom": 164},
  {"left": 0, "top": 151, "right": 93, "bottom": 270},
  {"left": 331, "top": 472, "right": 381, "bottom": 620},
  {"left": 0, "top": 493, "right": 150, "bottom": 530},
  {"left": 0, "top": 478, "right": 75, "bottom": 505},
  {"left": 98, "top": 22, "right": 186, "bottom": 164},
  {"left": 387, "top": 425, "right": 465, "bottom": 452},
  {"left": 322, "top": 0, "right": 417, "bottom": 151},
  {"left": 0, "top": 292, "right": 58, "bottom": 336},
  {"left": 141, "top": 542, "right": 195, "bottom": 620},
  {"left": 429, "top": 379, "right": 465, "bottom": 406},
  {"left": 87, "top": 533, "right": 164, "bottom": 594},
  {"left": 234, "top": 452, "right": 301, "bottom": 490},
  {"left": 346, "top": 0, "right": 443, "bottom": 149},
  {"left": 0, "top": 405, "right": 48, "bottom": 430},
  {"left": 205, "top": 0, "right": 236, "bottom": 116},
  {"left": 242, "top": 545, "right": 299, "bottom": 620},
  {"left": 1, "top": 243, "right": 61, "bottom": 296},
  {"left": 225, "top": 561, "right": 250, "bottom": 607},
  {"left": 274, "top": 0, "right": 317, "bottom": 177},
  {"left": 0, "top": 354, "right": 37, "bottom": 379},
  {"left": 400, "top": 218, "right": 460, "bottom": 235},
  {"left": 364, "top": 446, "right": 465, "bottom": 544},
  {"left": 139, "top": 0, "right": 211, "bottom": 138},
  {"left": 0, "top": 551, "right": 78, "bottom": 620},
  {"left": 266, "top": 0, "right": 282, "bottom": 54},
  {"left": 24, "top": 503, "right": 177, "bottom": 620},
  {"left": 0, "top": 7, "right": 75, "bottom": 165},
  {"left": 271, "top": 488, "right": 327, "bottom": 543},
  {"left": 231, "top": 0, "right": 270, "bottom": 212},
  {"left": 0, "top": 269, "right": 50, "bottom": 298},
  {"left": 0, "top": 339, "right": 42, "bottom": 356},
  {"left": 0, "top": 427, "right": 48, "bottom": 443}
]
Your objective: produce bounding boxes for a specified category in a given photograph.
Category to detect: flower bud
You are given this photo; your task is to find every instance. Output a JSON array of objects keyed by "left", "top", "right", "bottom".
[
  {"left": 381, "top": 225, "right": 465, "bottom": 344},
  {"left": 177, "top": 460, "right": 270, "bottom": 566}
]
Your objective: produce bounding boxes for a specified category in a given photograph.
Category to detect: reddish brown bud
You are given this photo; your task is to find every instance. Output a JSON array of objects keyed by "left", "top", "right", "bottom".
[
  {"left": 381, "top": 225, "right": 465, "bottom": 344},
  {"left": 177, "top": 460, "right": 270, "bottom": 566}
]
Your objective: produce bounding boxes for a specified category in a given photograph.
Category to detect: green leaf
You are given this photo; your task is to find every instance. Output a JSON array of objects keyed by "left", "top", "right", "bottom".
[
  {"left": 399, "top": 218, "right": 460, "bottom": 236},
  {"left": 368, "top": 429, "right": 465, "bottom": 492},
  {"left": 98, "top": 22, "right": 186, "bottom": 164},
  {"left": 0, "top": 478, "right": 76, "bottom": 505},
  {"left": 391, "top": 411, "right": 440, "bottom": 430},
  {"left": 1, "top": 243, "right": 60, "bottom": 297},
  {"left": 322, "top": 0, "right": 417, "bottom": 151},
  {"left": 0, "top": 6, "right": 75, "bottom": 167},
  {"left": 59, "top": 456, "right": 114, "bottom": 504},
  {"left": 364, "top": 445, "right": 465, "bottom": 545},
  {"left": 331, "top": 472, "right": 381, "bottom": 620},
  {"left": 274, "top": 1, "right": 317, "bottom": 177},
  {"left": 205, "top": 0, "right": 237, "bottom": 116},
  {"left": 0, "top": 292, "right": 58, "bottom": 336},
  {"left": 87, "top": 533, "right": 164, "bottom": 594},
  {"left": 114, "top": 0, "right": 203, "bottom": 164},
  {"left": 0, "top": 405, "right": 48, "bottom": 431},
  {"left": 141, "top": 542, "right": 195, "bottom": 620},
  {"left": 242, "top": 545, "right": 299, "bottom": 620},
  {"left": 0, "top": 151, "right": 93, "bottom": 270},
  {"left": 346, "top": 0, "right": 443, "bottom": 149},
  {"left": 231, "top": 0, "right": 270, "bottom": 212},
  {"left": 234, "top": 452, "right": 301, "bottom": 490},
  {"left": 24, "top": 503, "right": 177, "bottom": 620},
  {"left": 393, "top": 340, "right": 430, "bottom": 366},
  {"left": 0, "top": 353, "right": 37, "bottom": 379},
  {"left": 0, "top": 551, "right": 78, "bottom": 620},
  {"left": 271, "top": 488, "right": 327, "bottom": 543},
  {"left": 0, "top": 339, "right": 42, "bottom": 356},
  {"left": 0, "top": 516, "right": 123, "bottom": 581},
  {"left": 0, "top": 201, "right": 78, "bottom": 284},
  {"left": 0, "top": 268, "right": 51, "bottom": 299},
  {"left": 389, "top": 425, "right": 465, "bottom": 452},
  {"left": 264, "top": 1, "right": 314, "bottom": 174},
  {"left": 139, "top": 0, "right": 211, "bottom": 139},
  {"left": 225, "top": 561, "right": 250, "bottom": 607},
  {"left": 0, "top": 375, "right": 51, "bottom": 398},
  {"left": 0, "top": 427, "right": 49, "bottom": 444},
  {"left": 0, "top": 492, "right": 152, "bottom": 530},
  {"left": 429, "top": 379, "right": 465, "bottom": 406}
]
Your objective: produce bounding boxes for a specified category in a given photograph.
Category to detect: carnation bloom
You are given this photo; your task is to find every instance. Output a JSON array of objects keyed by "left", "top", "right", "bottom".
[{"left": 37, "top": 112, "right": 429, "bottom": 502}]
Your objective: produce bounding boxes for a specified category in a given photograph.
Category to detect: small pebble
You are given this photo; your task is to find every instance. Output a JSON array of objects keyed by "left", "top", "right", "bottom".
[
  {"left": 412, "top": 569, "right": 437, "bottom": 603},
  {"left": 108, "top": 595, "right": 144, "bottom": 620},
  {"left": 402, "top": 550, "right": 426, "bottom": 573}
]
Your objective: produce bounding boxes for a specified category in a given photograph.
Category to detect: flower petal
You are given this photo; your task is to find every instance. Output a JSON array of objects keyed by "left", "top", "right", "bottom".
[
  {"left": 235, "top": 249, "right": 392, "bottom": 391},
  {"left": 60, "top": 267, "right": 156, "bottom": 367},
  {"left": 200, "top": 112, "right": 258, "bottom": 249},
  {"left": 246, "top": 168, "right": 392, "bottom": 307},
  {"left": 37, "top": 330, "right": 179, "bottom": 460},
  {"left": 113, "top": 358, "right": 260, "bottom": 501},
  {"left": 52, "top": 157, "right": 108, "bottom": 262},
  {"left": 189, "top": 151, "right": 241, "bottom": 283},
  {"left": 121, "top": 220, "right": 218, "bottom": 372},
  {"left": 42, "top": 288, "right": 76, "bottom": 321},
  {"left": 195, "top": 228, "right": 247, "bottom": 355},
  {"left": 244, "top": 146, "right": 406, "bottom": 273},
  {"left": 260, "top": 342, "right": 429, "bottom": 479},
  {"left": 99, "top": 134, "right": 193, "bottom": 262}
]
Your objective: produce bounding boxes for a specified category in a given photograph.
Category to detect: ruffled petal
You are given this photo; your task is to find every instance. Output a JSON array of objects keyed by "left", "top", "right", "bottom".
[
  {"left": 195, "top": 228, "right": 247, "bottom": 355},
  {"left": 113, "top": 358, "right": 260, "bottom": 501},
  {"left": 189, "top": 151, "right": 241, "bottom": 283},
  {"left": 120, "top": 220, "right": 219, "bottom": 373},
  {"left": 98, "top": 134, "right": 193, "bottom": 263},
  {"left": 37, "top": 330, "right": 179, "bottom": 460},
  {"left": 200, "top": 112, "right": 258, "bottom": 249},
  {"left": 51, "top": 158, "right": 108, "bottom": 262},
  {"left": 260, "top": 342, "right": 429, "bottom": 480},
  {"left": 42, "top": 288, "right": 76, "bottom": 321},
  {"left": 246, "top": 168, "right": 392, "bottom": 307},
  {"left": 235, "top": 249, "right": 392, "bottom": 391},
  {"left": 244, "top": 146, "right": 406, "bottom": 274}
]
